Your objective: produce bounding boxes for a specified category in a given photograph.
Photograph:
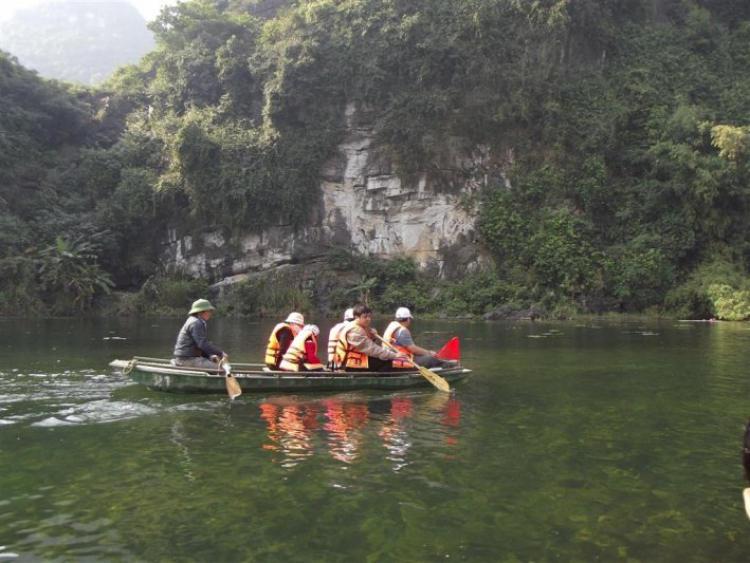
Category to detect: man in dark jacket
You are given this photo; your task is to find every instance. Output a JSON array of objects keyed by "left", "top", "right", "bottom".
[{"left": 171, "top": 299, "right": 228, "bottom": 369}]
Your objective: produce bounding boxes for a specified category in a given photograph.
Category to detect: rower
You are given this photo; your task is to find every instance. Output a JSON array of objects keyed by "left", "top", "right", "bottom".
[
  {"left": 382, "top": 307, "right": 458, "bottom": 369},
  {"left": 171, "top": 299, "right": 228, "bottom": 369}
]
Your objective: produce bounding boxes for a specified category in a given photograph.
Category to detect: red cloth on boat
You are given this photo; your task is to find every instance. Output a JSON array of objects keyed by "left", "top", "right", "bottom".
[
  {"left": 436, "top": 337, "right": 460, "bottom": 360},
  {"left": 305, "top": 340, "right": 322, "bottom": 364}
]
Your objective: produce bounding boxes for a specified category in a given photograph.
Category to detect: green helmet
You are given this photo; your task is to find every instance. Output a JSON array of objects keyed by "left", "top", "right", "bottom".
[{"left": 189, "top": 299, "right": 215, "bottom": 315}]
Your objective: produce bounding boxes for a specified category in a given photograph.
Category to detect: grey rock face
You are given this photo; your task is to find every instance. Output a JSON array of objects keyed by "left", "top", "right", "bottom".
[{"left": 163, "top": 102, "right": 497, "bottom": 285}]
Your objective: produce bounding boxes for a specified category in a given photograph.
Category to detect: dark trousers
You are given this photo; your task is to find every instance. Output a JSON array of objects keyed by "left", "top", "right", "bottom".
[
  {"left": 344, "top": 356, "right": 394, "bottom": 372},
  {"left": 415, "top": 355, "right": 458, "bottom": 369}
]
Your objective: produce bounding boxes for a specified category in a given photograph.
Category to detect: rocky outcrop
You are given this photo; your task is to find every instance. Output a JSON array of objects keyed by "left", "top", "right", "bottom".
[
  {"left": 161, "top": 101, "right": 496, "bottom": 284},
  {"left": 319, "top": 102, "right": 490, "bottom": 279}
]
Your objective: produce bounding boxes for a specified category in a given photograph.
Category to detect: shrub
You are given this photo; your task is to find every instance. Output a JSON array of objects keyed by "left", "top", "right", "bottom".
[
  {"left": 434, "top": 274, "right": 520, "bottom": 316},
  {"left": 664, "top": 256, "right": 750, "bottom": 318},
  {"left": 707, "top": 283, "right": 750, "bottom": 320},
  {"left": 328, "top": 247, "right": 355, "bottom": 271},
  {"left": 378, "top": 281, "right": 432, "bottom": 315},
  {"left": 0, "top": 256, "right": 45, "bottom": 316},
  {"left": 36, "top": 235, "right": 115, "bottom": 314},
  {"left": 136, "top": 273, "right": 210, "bottom": 315},
  {"left": 221, "top": 276, "right": 311, "bottom": 318}
]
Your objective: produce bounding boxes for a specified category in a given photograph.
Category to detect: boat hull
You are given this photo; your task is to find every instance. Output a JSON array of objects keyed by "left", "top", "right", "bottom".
[{"left": 110, "top": 358, "right": 471, "bottom": 393}]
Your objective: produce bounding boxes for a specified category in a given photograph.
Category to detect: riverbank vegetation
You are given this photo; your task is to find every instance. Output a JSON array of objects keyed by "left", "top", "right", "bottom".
[{"left": 1, "top": 0, "right": 750, "bottom": 319}]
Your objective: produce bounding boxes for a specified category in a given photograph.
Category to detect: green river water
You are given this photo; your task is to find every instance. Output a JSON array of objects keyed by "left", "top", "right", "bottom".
[{"left": 1, "top": 317, "right": 749, "bottom": 562}]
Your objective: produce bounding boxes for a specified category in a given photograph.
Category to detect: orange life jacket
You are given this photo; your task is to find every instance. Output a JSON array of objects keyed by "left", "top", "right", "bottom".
[
  {"left": 334, "top": 322, "right": 369, "bottom": 370},
  {"left": 265, "top": 322, "right": 300, "bottom": 367},
  {"left": 382, "top": 321, "right": 415, "bottom": 369},
  {"left": 279, "top": 327, "right": 324, "bottom": 372},
  {"left": 327, "top": 321, "right": 347, "bottom": 366}
]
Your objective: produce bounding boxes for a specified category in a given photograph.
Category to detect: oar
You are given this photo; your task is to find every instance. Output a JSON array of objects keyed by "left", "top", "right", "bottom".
[
  {"left": 219, "top": 358, "right": 242, "bottom": 399},
  {"left": 374, "top": 334, "right": 450, "bottom": 393}
]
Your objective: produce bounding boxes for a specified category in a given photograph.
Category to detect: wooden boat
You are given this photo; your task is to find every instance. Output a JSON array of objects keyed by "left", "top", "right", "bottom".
[{"left": 110, "top": 356, "right": 472, "bottom": 394}]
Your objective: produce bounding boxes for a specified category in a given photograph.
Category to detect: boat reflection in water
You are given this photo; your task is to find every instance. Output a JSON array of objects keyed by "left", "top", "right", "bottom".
[
  {"left": 257, "top": 393, "right": 461, "bottom": 469},
  {"left": 259, "top": 402, "right": 320, "bottom": 468},
  {"left": 322, "top": 400, "right": 370, "bottom": 464},
  {"left": 378, "top": 396, "right": 414, "bottom": 470}
]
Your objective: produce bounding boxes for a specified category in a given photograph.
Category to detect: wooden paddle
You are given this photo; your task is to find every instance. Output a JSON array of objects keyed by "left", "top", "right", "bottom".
[
  {"left": 374, "top": 334, "right": 450, "bottom": 393},
  {"left": 219, "top": 358, "right": 242, "bottom": 399}
]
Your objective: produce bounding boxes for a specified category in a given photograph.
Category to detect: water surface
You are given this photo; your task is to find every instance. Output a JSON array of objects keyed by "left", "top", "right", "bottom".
[{"left": 1, "top": 317, "right": 749, "bottom": 561}]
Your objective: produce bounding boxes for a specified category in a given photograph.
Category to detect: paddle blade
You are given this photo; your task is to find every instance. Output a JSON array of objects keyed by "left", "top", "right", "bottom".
[
  {"left": 226, "top": 375, "right": 242, "bottom": 399},
  {"left": 436, "top": 337, "right": 460, "bottom": 361},
  {"left": 222, "top": 361, "right": 242, "bottom": 399},
  {"left": 418, "top": 365, "right": 451, "bottom": 393}
]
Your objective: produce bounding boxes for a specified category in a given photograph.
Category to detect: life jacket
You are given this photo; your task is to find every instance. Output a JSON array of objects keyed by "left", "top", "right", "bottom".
[
  {"left": 327, "top": 321, "right": 347, "bottom": 367},
  {"left": 382, "top": 321, "right": 415, "bottom": 369},
  {"left": 265, "top": 322, "right": 300, "bottom": 367},
  {"left": 334, "top": 322, "right": 369, "bottom": 370},
  {"left": 279, "top": 327, "right": 324, "bottom": 372}
]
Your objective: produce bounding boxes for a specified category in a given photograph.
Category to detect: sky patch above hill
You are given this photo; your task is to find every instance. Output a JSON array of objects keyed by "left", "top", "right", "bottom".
[{"left": 0, "top": 0, "right": 178, "bottom": 23}]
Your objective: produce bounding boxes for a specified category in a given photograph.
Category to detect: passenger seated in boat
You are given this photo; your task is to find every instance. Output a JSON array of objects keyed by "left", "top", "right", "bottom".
[
  {"left": 327, "top": 308, "right": 354, "bottom": 369},
  {"left": 383, "top": 307, "right": 459, "bottom": 370},
  {"left": 265, "top": 312, "right": 305, "bottom": 369},
  {"left": 334, "top": 304, "right": 409, "bottom": 372},
  {"left": 279, "top": 324, "right": 325, "bottom": 372},
  {"left": 171, "top": 299, "right": 228, "bottom": 369},
  {"left": 743, "top": 418, "right": 750, "bottom": 520}
]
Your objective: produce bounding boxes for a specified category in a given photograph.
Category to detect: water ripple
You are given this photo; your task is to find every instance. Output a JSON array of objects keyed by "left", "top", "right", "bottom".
[
  {"left": 0, "top": 369, "right": 207, "bottom": 428},
  {"left": 30, "top": 400, "right": 160, "bottom": 427}
]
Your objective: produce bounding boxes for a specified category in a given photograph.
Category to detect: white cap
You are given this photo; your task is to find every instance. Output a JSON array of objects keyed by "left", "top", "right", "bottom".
[
  {"left": 285, "top": 312, "right": 305, "bottom": 325},
  {"left": 344, "top": 308, "right": 354, "bottom": 321},
  {"left": 395, "top": 307, "right": 413, "bottom": 320},
  {"left": 304, "top": 324, "right": 320, "bottom": 336}
]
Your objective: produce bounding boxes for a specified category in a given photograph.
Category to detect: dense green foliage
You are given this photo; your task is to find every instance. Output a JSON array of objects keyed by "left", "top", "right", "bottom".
[{"left": 2, "top": 0, "right": 750, "bottom": 318}]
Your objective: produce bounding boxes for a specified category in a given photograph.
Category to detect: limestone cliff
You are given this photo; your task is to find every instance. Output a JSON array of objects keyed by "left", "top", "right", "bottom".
[{"left": 161, "top": 102, "right": 494, "bottom": 288}]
